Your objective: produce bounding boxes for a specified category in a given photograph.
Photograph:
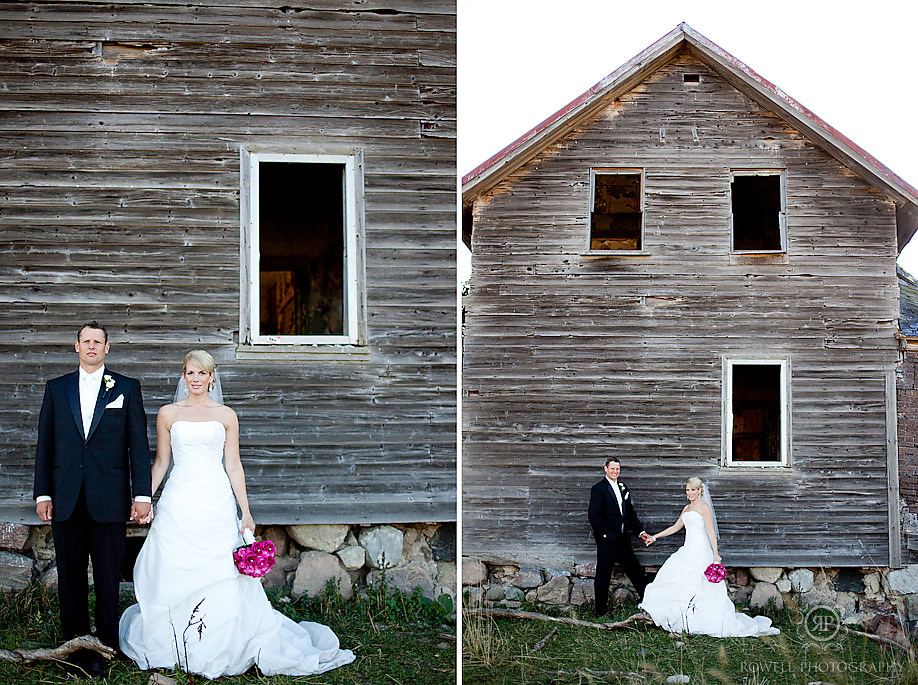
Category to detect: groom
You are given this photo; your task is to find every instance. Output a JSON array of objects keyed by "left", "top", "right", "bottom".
[
  {"left": 588, "top": 456, "right": 650, "bottom": 617},
  {"left": 33, "top": 321, "right": 152, "bottom": 676}
]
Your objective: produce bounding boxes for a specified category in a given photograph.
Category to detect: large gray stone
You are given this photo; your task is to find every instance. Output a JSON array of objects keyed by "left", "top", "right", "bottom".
[
  {"left": 503, "top": 586, "right": 525, "bottom": 602},
  {"left": 750, "top": 582, "right": 783, "bottom": 610},
  {"left": 0, "top": 522, "right": 29, "bottom": 552},
  {"left": 749, "top": 567, "right": 782, "bottom": 584},
  {"left": 511, "top": 567, "right": 543, "bottom": 589},
  {"left": 569, "top": 578, "right": 595, "bottom": 606},
  {"left": 484, "top": 585, "right": 505, "bottom": 601},
  {"left": 536, "top": 575, "right": 570, "bottom": 605},
  {"left": 788, "top": 568, "right": 814, "bottom": 593},
  {"left": 336, "top": 545, "right": 366, "bottom": 571},
  {"left": 401, "top": 527, "right": 434, "bottom": 564},
  {"left": 368, "top": 562, "right": 437, "bottom": 599},
  {"left": 887, "top": 565, "right": 918, "bottom": 595},
  {"left": 0, "top": 551, "right": 33, "bottom": 590},
  {"left": 286, "top": 524, "right": 349, "bottom": 553},
  {"left": 292, "top": 551, "right": 352, "bottom": 600},
  {"left": 359, "top": 525, "right": 404, "bottom": 569},
  {"left": 462, "top": 557, "right": 488, "bottom": 586},
  {"left": 436, "top": 561, "right": 457, "bottom": 597}
]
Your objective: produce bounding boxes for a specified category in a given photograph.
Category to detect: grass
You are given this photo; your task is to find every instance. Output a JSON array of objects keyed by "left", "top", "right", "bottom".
[
  {"left": 462, "top": 597, "right": 918, "bottom": 684},
  {"left": 0, "top": 580, "right": 455, "bottom": 684}
]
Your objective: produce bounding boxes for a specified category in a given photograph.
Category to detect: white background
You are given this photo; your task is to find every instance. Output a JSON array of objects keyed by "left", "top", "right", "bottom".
[{"left": 457, "top": 0, "right": 918, "bottom": 283}]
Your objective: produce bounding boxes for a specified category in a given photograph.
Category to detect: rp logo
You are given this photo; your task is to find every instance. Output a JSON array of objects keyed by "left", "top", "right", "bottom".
[{"left": 803, "top": 605, "right": 840, "bottom": 642}]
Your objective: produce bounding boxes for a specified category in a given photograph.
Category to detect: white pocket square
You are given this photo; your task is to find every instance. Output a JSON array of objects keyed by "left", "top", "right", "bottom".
[{"left": 105, "top": 394, "right": 124, "bottom": 409}]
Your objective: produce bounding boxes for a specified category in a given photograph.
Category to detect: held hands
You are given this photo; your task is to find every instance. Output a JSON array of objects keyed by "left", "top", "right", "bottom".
[
  {"left": 130, "top": 501, "right": 153, "bottom": 525},
  {"left": 36, "top": 500, "right": 52, "bottom": 523},
  {"left": 639, "top": 531, "right": 654, "bottom": 546}
]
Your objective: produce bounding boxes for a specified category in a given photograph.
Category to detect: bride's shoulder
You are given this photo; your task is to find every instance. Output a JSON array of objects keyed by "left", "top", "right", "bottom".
[
  {"left": 214, "top": 404, "right": 238, "bottom": 426},
  {"left": 157, "top": 403, "right": 181, "bottom": 421}
]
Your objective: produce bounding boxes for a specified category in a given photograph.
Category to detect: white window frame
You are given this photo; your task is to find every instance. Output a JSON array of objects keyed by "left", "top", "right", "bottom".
[
  {"left": 722, "top": 357, "right": 790, "bottom": 467},
  {"left": 729, "top": 169, "right": 787, "bottom": 253},
  {"left": 239, "top": 149, "right": 365, "bottom": 347},
  {"left": 587, "top": 168, "right": 644, "bottom": 254}
]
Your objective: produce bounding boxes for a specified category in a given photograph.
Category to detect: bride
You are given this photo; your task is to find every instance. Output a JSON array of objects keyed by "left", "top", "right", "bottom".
[
  {"left": 639, "top": 477, "right": 779, "bottom": 637},
  {"left": 119, "top": 350, "right": 355, "bottom": 678}
]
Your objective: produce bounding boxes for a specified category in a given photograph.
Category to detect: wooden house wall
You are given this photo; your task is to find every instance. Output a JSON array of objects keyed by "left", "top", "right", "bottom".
[
  {"left": 463, "top": 52, "right": 899, "bottom": 568},
  {"left": 0, "top": 0, "right": 456, "bottom": 524}
]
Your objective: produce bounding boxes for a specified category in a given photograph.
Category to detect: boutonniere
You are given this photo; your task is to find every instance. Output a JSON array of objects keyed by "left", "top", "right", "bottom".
[{"left": 103, "top": 375, "right": 115, "bottom": 390}]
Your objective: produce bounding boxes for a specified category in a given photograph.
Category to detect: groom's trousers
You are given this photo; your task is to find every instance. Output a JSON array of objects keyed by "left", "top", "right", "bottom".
[
  {"left": 594, "top": 534, "right": 647, "bottom": 615},
  {"left": 52, "top": 486, "right": 126, "bottom": 650}
]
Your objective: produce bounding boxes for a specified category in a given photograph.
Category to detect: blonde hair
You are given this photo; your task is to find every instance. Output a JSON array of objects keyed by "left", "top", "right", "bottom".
[
  {"left": 182, "top": 349, "right": 215, "bottom": 376},
  {"left": 686, "top": 477, "right": 704, "bottom": 495}
]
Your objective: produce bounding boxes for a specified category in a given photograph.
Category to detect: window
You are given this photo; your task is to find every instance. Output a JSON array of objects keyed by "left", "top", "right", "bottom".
[
  {"left": 589, "top": 169, "right": 642, "bottom": 251},
  {"left": 730, "top": 170, "right": 786, "bottom": 252},
  {"left": 240, "top": 150, "right": 364, "bottom": 346},
  {"left": 723, "top": 358, "right": 789, "bottom": 467}
]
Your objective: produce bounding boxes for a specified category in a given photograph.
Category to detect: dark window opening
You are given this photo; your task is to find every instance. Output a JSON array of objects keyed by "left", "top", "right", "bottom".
[
  {"left": 731, "top": 174, "right": 782, "bottom": 251},
  {"left": 732, "top": 364, "right": 781, "bottom": 462},
  {"left": 258, "top": 162, "right": 345, "bottom": 336},
  {"left": 591, "top": 173, "right": 642, "bottom": 250},
  {"left": 683, "top": 73, "right": 700, "bottom": 83}
]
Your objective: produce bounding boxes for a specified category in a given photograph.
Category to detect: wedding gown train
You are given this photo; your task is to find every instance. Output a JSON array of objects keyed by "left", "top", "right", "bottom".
[
  {"left": 119, "top": 420, "right": 355, "bottom": 678},
  {"left": 639, "top": 510, "right": 780, "bottom": 637}
]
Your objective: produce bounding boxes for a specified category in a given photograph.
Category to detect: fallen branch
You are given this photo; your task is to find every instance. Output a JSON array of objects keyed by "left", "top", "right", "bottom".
[
  {"left": 840, "top": 624, "right": 913, "bottom": 654},
  {"left": 531, "top": 626, "right": 558, "bottom": 652},
  {"left": 467, "top": 607, "right": 655, "bottom": 631},
  {"left": 0, "top": 635, "right": 116, "bottom": 664}
]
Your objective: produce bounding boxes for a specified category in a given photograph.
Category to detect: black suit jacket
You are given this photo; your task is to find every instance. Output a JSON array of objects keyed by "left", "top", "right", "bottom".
[
  {"left": 588, "top": 478, "right": 645, "bottom": 544},
  {"left": 33, "top": 369, "right": 152, "bottom": 522}
]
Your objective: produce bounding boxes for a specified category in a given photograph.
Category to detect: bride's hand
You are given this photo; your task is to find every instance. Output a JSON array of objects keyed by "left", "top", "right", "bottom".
[
  {"left": 713, "top": 553, "right": 722, "bottom": 564},
  {"left": 240, "top": 512, "right": 255, "bottom": 536}
]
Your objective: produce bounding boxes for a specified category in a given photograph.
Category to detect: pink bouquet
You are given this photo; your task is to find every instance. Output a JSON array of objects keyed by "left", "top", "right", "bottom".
[
  {"left": 704, "top": 562, "right": 727, "bottom": 583},
  {"left": 233, "top": 536, "right": 276, "bottom": 578}
]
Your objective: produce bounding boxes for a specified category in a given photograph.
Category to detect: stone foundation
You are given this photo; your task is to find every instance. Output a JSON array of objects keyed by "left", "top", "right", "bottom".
[
  {"left": 463, "top": 556, "right": 918, "bottom": 644},
  {"left": 0, "top": 521, "right": 456, "bottom": 602}
]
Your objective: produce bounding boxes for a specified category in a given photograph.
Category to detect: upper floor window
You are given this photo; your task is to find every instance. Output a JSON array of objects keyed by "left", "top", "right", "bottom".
[
  {"left": 731, "top": 170, "right": 786, "bottom": 252},
  {"left": 723, "top": 357, "right": 790, "bottom": 467},
  {"left": 589, "top": 169, "right": 643, "bottom": 251},
  {"left": 240, "top": 150, "right": 365, "bottom": 346}
]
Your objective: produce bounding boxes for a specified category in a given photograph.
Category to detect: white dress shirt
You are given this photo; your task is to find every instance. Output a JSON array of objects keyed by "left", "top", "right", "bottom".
[
  {"left": 606, "top": 476, "right": 625, "bottom": 532},
  {"left": 79, "top": 365, "right": 105, "bottom": 438}
]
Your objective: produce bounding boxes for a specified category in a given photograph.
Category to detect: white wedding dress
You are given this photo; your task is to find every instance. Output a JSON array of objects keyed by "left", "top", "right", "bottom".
[
  {"left": 119, "top": 421, "right": 355, "bottom": 678},
  {"left": 639, "top": 511, "right": 779, "bottom": 637}
]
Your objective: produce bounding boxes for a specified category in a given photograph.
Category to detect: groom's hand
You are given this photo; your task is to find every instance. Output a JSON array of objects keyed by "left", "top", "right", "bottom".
[
  {"left": 36, "top": 500, "right": 52, "bottom": 522},
  {"left": 130, "top": 501, "right": 152, "bottom": 525}
]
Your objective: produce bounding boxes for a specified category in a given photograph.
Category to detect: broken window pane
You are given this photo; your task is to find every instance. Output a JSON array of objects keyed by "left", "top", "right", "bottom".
[
  {"left": 590, "top": 172, "right": 642, "bottom": 250},
  {"left": 731, "top": 174, "right": 782, "bottom": 251},
  {"left": 258, "top": 162, "right": 345, "bottom": 336},
  {"left": 731, "top": 364, "right": 781, "bottom": 461}
]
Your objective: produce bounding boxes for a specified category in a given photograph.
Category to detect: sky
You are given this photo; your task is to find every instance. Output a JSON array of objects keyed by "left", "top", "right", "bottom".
[{"left": 457, "top": 0, "right": 918, "bottom": 282}]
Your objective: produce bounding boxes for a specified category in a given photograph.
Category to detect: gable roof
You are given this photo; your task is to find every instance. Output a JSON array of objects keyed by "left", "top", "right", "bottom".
[{"left": 462, "top": 23, "right": 918, "bottom": 252}]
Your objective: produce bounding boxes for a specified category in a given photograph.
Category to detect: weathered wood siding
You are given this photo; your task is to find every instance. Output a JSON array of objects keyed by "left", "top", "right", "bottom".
[
  {"left": 0, "top": 0, "right": 456, "bottom": 524},
  {"left": 463, "top": 52, "right": 899, "bottom": 567}
]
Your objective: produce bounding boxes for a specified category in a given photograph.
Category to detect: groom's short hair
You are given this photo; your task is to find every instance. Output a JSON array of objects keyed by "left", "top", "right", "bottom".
[
  {"left": 604, "top": 457, "right": 621, "bottom": 467},
  {"left": 77, "top": 321, "right": 108, "bottom": 343}
]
